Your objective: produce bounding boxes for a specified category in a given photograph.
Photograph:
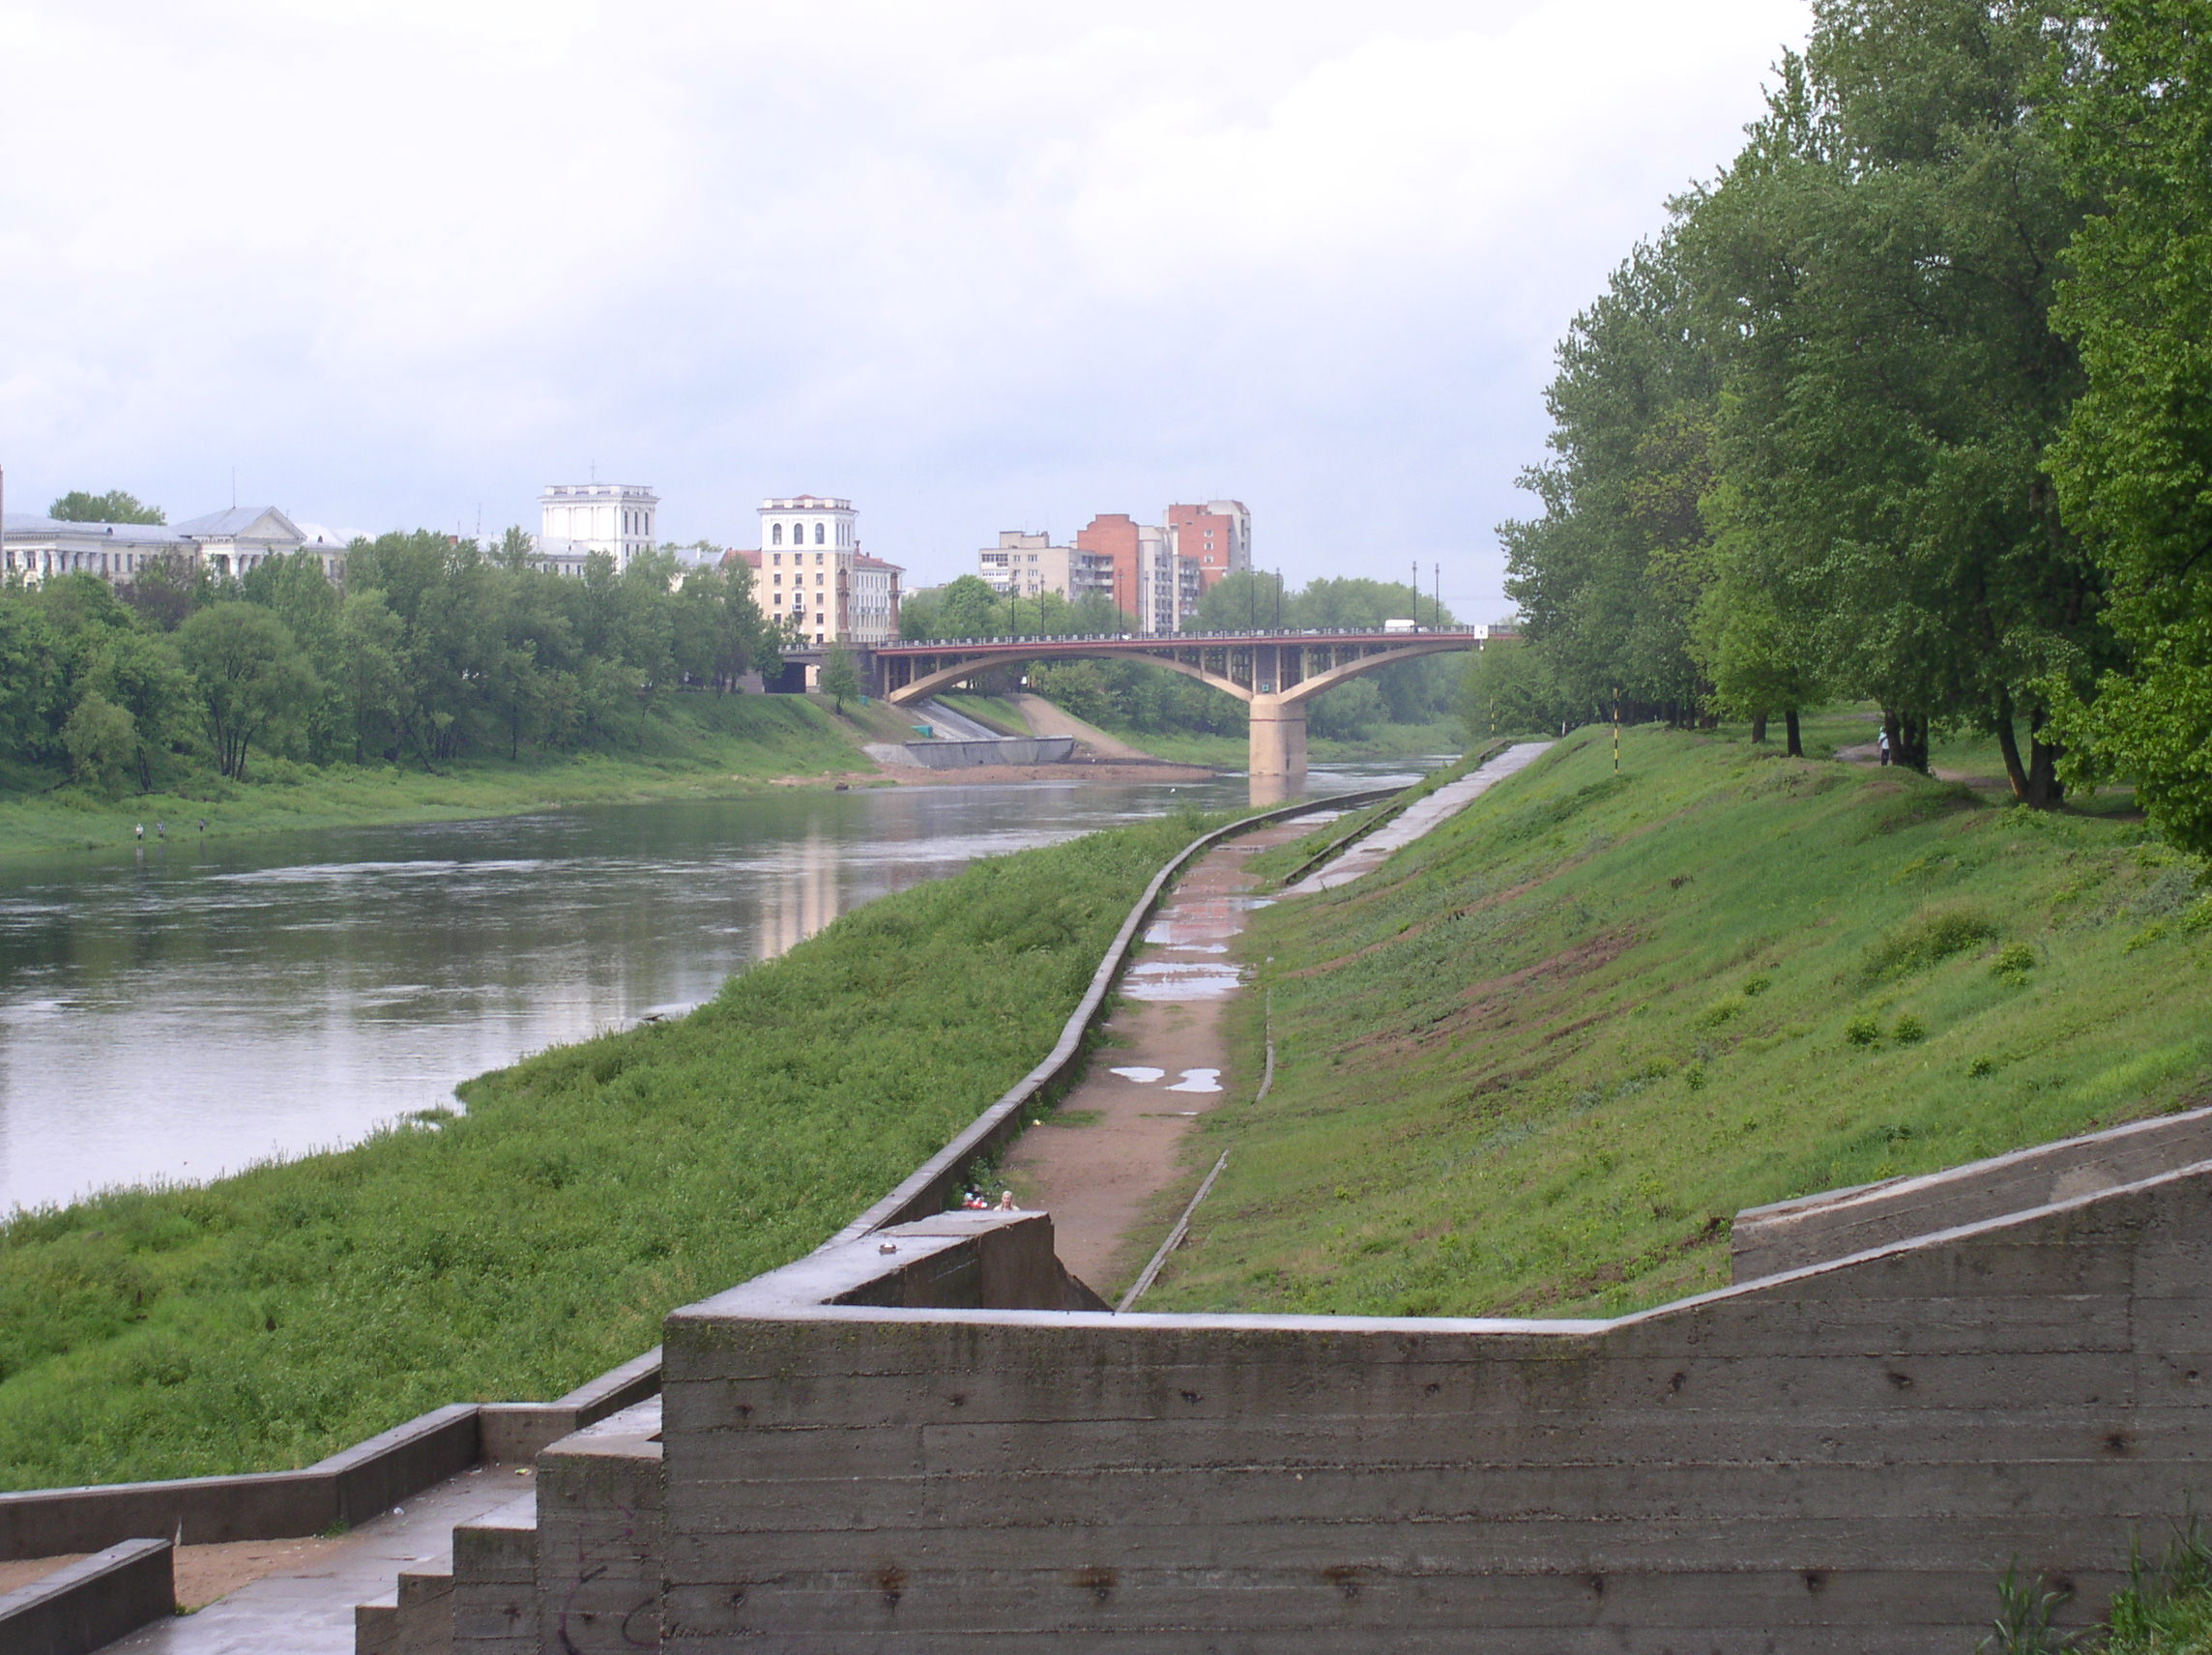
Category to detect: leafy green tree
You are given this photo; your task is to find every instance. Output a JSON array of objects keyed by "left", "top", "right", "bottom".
[
  {"left": 1679, "top": 0, "right": 2100, "bottom": 793},
  {"left": 48, "top": 490, "right": 163, "bottom": 525},
  {"left": 2043, "top": 0, "right": 2212, "bottom": 852},
  {"left": 1460, "top": 639, "right": 1572, "bottom": 739},
  {"left": 82, "top": 629, "right": 199, "bottom": 791},
  {"left": 817, "top": 646, "right": 861, "bottom": 714},
  {"left": 1502, "top": 238, "right": 1719, "bottom": 727},
  {"left": 335, "top": 591, "right": 407, "bottom": 764},
  {"left": 176, "top": 603, "right": 315, "bottom": 779},
  {"left": 61, "top": 693, "right": 136, "bottom": 796}
]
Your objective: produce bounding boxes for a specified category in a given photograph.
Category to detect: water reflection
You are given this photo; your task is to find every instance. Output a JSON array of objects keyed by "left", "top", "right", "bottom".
[{"left": 0, "top": 761, "right": 1437, "bottom": 1214}]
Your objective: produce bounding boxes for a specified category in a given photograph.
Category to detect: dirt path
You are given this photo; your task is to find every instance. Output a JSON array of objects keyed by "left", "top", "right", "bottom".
[
  {"left": 1008, "top": 693, "right": 1158, "bottom": 762},
  {"left": 1000, "top": 814, "right": 1333, "bottom": 1293}
]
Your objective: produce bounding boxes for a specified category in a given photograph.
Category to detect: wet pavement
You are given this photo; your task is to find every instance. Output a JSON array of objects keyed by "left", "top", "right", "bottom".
[
  {"left": 1283, "top": 741, "right": 1553, "bottom": 894},
  {"left": 999, "top": 815, "right": 1332, "bottom": 1291}
]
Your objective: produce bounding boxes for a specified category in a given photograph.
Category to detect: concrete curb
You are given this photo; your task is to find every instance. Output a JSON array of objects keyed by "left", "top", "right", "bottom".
[{"left": 0, "top": 1538, "right": 172, "bottom": 1655}]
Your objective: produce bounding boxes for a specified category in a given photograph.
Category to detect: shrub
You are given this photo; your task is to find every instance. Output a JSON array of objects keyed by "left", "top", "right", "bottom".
[
  {"left": 1742, "top": 974, "right": 1773, "bottom": 997},
  {"left": 1860, "top": 904, "right": 2001, "bottom": 981},
  {"left": 1893, "top": 1013, "right": 1928, "bottom": 1044},
  {"left": 1991, "top": 942, "right": 2038, "bottom": 985},
  {"left": 1844, "top": 1014, "right": 1882, "bottom": 1047},
  {"left": 1969, "top": 1056, "right": 1996, "bottom": 1078}
]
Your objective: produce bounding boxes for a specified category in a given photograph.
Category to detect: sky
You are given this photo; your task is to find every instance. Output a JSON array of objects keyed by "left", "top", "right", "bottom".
[{"left": 0, "top": 0, "right": 1810, "bottom": 617}]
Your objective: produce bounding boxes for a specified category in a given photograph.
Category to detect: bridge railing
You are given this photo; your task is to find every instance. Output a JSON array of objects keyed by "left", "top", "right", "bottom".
[{"left": 882, "top": 626, "right": 1481, "bottom": 650}]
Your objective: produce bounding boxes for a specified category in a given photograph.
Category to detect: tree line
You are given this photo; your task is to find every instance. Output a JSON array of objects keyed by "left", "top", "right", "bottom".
[
  {"left": 1489, "top": 0, "right": 2212, "bottom": 852},
  {"left": 0, "top": 526, "right": 780, "bottom": 796}
]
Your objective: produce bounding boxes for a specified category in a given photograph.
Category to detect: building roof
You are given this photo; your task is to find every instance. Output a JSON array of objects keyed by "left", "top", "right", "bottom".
[
  {"left": 3, "top": 513, "right": 187, "bottom": 544},
  {"left": 169, "top": 506, "right": 308, "bottom": 542}
]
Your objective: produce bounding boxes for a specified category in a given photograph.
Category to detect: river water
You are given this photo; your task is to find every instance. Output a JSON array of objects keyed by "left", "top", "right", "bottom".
[{"left": 0, "top": 763, "right": 1433, "bottom": 1215}]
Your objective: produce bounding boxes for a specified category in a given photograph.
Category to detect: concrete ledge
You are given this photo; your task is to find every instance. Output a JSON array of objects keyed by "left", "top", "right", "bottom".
[
  {"left": 1732, "top": 1102, "right": 2212, "bottom": 1281},
  {"left": 0, "top": 1538, "right": 173, "bottom": 1655},
  {"left": 0, "top": 1348, "right": 666, "bottom": 1562},
  {"left": 479, "top": 1347, "right": 664, "bottom": 1464}
]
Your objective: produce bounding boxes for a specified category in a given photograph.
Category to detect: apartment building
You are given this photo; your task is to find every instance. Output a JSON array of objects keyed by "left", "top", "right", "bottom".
[
  {"left": 739, "top": 495, "right": 902, "bottom": 647},
  {"left": 1166, "top": 500, "right": 1251, "bottom": 592},
  {"left": 975, "top": 531, "right": 1115, "bottom": 605}
]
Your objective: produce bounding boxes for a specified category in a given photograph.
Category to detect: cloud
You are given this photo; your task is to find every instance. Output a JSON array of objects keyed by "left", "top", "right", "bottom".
[{"left": 0, "top": 0, "right": 1807, "bottom": 609}]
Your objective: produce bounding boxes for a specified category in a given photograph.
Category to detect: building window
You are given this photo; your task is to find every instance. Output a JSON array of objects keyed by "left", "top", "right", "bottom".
[
  {"left": 814, "top": 523, "right": 825, "bottom": 544},
  {"left": 771, "top": 524, "right": 783, "bottom": 546}
]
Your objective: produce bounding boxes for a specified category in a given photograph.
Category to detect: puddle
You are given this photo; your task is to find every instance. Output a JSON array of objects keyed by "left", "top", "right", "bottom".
[
  {"left": 1110, "top": 1066, "right": 1166, "bottom": 1084},
  {"left": 1122, "top": 963, "right": 1244, "bottom": 1002},
  {"left": 1167, "top": 1067, "right": 1222, "bottom": 1093}
]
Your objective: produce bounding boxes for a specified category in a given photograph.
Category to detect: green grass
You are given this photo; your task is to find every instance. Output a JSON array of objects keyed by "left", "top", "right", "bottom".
[
  {"left": 0, "top": 810, "right": 1224, "bottom": 1488},
  {"left": 0, "top": 693, "right": 876, "bottom": 859},
  {"left": 1145, "top": 723, "right": 2211, "bottom": 1320}
]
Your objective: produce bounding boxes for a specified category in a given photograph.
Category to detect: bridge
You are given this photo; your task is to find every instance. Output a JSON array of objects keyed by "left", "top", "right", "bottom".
[{"left": 868, "top": 627, "right": 1492, "bottom": 779}]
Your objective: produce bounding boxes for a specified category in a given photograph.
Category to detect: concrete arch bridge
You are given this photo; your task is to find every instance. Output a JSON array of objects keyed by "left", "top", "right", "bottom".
[{"left": 872, "top": 627, "right": 1490, "bottom": 779}]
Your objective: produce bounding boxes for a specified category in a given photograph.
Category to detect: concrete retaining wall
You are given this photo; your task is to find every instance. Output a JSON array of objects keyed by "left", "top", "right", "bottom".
[
  {"left": 0, "top": 1349, "right": 662, "bottom": 1561},
  {"left": 653, "top": 1160, "right": 2212, "bottom": 1651},
  {"left": 1732, "top": 1103, "right": 2212, "bottom": 1282},
  {"left": 902, "top": 736, "right": 1076, "bottom": 768},
  {"left": 0, "top": 1539, "right": 173, "bottom": 1655}
]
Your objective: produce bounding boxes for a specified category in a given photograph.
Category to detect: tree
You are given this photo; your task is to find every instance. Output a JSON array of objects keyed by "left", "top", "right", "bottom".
[
  {"left": 1678, "top": 0, "right": 2101, "bottom": 794},
  {"left": 48, "top": 490, "right": 164, "bottom": 525},
  {"left": 61, "top": 692, "right": 135, "bottom": 796},
  {"left": 176, "top": 602, "right": 314, "bottom": 779},
  {"left": 818, "top": 646, "right": 861, "bottom": 714},
  {"left": 82, "top": 629, "right": 199, "bottom": 791},
  {"left": 2043, "top": 0, "right": 2212, "bottom": 852}
]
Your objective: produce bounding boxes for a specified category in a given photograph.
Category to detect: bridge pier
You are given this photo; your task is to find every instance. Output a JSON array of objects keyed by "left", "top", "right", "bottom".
[{"left": 1247, "top": 695, "right": 1306, "bottom": 783}]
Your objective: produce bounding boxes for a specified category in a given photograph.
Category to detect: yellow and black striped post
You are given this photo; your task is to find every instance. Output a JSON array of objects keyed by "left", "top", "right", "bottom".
[{"left": 1613, "top": 686, "right": 1620, "bottom": 773}]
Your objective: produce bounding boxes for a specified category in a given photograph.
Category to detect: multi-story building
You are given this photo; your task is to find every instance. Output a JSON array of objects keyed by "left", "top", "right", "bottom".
[
  {"left": 738, "top": 496, "right": 902, "bottom": 647},
  {"left": 975, "top": 531, "right": 1115, "bottom": 606},
  {"left": 1072, "top": 510, "right": 1223, "bottom": 635},
  {"left": 1073, "top": 513, "right": 1142, "bottom": 625},
  {"left": 1166, "top": 500, "right": 1251, "bottom": 592},
  {"left": 1, "top": 504, "right": 351, "bottom": 586},
  {"left": 536, "top": 482, "right": 658, "bottom": 574}
]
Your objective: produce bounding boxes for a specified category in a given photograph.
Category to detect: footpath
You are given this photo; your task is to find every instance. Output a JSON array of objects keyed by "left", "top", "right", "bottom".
[{"left": 1008, "top": 742, "right": 1553, "bottom": 1297}]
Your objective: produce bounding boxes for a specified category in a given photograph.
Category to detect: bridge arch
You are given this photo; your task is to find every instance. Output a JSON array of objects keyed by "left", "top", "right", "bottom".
[{"left": 871, "top": 629, "right": 1490, "bottom": 783}]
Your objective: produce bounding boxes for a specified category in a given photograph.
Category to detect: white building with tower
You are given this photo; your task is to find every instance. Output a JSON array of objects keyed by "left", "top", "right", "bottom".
[
  {"left": 536, "top": 482, "right": 658, "bottom": 574},
  {"left": 738, "top": 495, "right": 902, "bottom": 648}
]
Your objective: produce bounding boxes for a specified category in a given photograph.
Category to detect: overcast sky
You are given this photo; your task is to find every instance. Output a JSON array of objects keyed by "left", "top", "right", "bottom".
[{"left": 0, "top": 0, "right": 1808, "bottom": 615}]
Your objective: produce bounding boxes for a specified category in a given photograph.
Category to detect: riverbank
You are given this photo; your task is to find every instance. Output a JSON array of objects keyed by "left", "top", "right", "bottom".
[
  {"left": 0, "top": 693, "right": 882, "bottom": 859},
  {"left": 0, "top": 809, "right": 1231, "bottom": 1489},
  {"left": 1145, "top": 722, "right": 2211, "bottom": 1320}
]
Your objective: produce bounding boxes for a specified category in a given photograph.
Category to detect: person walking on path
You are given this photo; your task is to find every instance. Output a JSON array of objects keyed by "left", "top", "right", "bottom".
[
  {"left": 134, "top": 823, "right": 143, "bottom": 841},
  {"left": 1877, "top": 730, "right": 1893, "bottom": 766}
]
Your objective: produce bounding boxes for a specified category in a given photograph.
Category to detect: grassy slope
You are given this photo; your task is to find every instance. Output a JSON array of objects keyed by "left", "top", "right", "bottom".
[
  {"left": 1148, "top": 725, "right": 2211, "bottom": 1320},
  {"left": 0, "top": 693, "right": 878, "bottom": 859},
  {"left": 0, "top": 812, "right": 1220, "bottom": 1488}
]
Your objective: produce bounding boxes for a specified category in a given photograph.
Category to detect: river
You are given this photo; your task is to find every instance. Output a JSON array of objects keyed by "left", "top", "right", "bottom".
[{"left": 0, "top": 763, "right": 1434, "bottom": 1215}]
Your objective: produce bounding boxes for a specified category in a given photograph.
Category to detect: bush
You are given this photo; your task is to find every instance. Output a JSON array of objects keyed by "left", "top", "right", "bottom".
[
  {"left": 1844, "top": 1014, "right": 1882, "bottom": 1047},
  {"left": 1991, "top": 942, "right": 2038, "bottom": 985},
  {"left": 1893, "top": 1013, "right": 1928, "bottom": 1044},
  {"left": 1860, "top": 904, "right": 2001, "bottom": 981}
]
